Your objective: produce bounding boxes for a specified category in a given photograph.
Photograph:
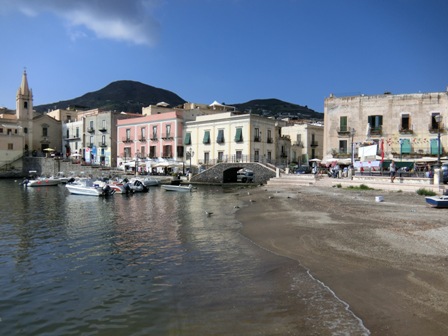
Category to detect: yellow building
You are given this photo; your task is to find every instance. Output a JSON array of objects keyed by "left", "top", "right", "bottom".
[{"left": 184, "top": 112, "right": 281, "bottom": 169}]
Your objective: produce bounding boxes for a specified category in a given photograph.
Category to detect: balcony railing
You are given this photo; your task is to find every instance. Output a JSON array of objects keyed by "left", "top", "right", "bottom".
[
  {"left": 310, "top": 141, "right": 318, "bottom": 147},
  {"left": 161, "top": 134, "right": 173, "bottom": 140},
  {"left": 122, "top": 137, "right": 133, "bottom": 143},
  {"left": 254, "top": 136, "right": 261, "bottom": 142},
  {"left": 267, "top": 137, "right": 273, "bottom": 143},
  {"left": 87, "top": 127, "right": 95, "bottom": 133},
  {"left": 150, "top": 136, "right": 158, "bottom": 141},
  {"left": 337, "top": 126, "right": 351, "bottom": 135},
  {"left": 98, "top": 127, "right": 107, "bottom": 132},
  {"left": 370, "top": 127, "right": 382, "bottom": 136},
  {"left": 428, "top": 124, "right": 444, "bottom": 134},
  {"left": 98, "top": 142, "right": 107, "bottom": 147},
  {"left": 399, "top": 125, "right": 413, "bottom": 134},
  {"left": 139, "top": 136, "right": 146, "bottom": 142}
]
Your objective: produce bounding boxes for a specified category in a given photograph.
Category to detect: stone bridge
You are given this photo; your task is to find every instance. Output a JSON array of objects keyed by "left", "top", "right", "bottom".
[{"left": 190, "top": 162, "right": 276, "bottom": 184}]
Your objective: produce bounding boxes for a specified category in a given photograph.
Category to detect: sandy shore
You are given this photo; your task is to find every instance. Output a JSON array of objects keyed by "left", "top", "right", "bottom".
[{"left": 236, "top": 184, "right": 448, "bottom": 335}]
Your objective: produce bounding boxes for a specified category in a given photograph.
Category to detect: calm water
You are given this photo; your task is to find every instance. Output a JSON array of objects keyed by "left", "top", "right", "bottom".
[{"left": 0, "top": 179, "right": 369, "bottom": 335}]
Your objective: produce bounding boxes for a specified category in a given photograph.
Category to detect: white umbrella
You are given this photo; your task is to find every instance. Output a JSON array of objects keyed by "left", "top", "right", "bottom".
[
  {"left": 43, "top": 148, "right": 55, "bottom": 152},
  {"left": 71, "top": 153, "right": 81, "bottom": 157},
  {"left": 309, "top": 158, "right": 321, "bottom": 162}
]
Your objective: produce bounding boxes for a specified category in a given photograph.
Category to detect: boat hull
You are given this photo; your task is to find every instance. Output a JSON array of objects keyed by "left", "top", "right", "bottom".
[
  {"left": 26, "top": 179, "right": 61, "bottom": 187},
  {"left": 161, "top": 184, "right": 192, "bottom": 192},
  {"left": 425, "top": 196, "right": 448, "bottom": 208}
]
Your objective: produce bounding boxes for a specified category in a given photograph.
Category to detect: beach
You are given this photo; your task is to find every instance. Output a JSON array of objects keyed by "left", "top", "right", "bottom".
[{"left": 236, "top": 184, "right": 448, "bottom": 335}]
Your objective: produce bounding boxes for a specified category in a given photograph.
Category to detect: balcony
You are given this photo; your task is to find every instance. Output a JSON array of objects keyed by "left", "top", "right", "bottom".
[
  {"left": 87, "top": 127, "right": 95, "bottom": 133},
  {"left": 370, "top": 127, "right": 382, "bottom": 136},
  {"left": 428, "top": 124, "right": 444, "bottom": 134},
  {"left": 337, "top": 126, "right": 351, "bottom": 135},
  {"left": 122, "top": 137, "right": 133, "bottom": 143},
  {"left": 139, "top": 136, "right": 146, "bottom": 142},
  {"left": 98, "top": 142, "right": 107, "bottom": 147},
  {"left": 310, "top": 141, "right": 318, "bottom": 147},
  {"left": 87, "top": 143, "right": 94, "bottom": 148},
  {"left": 254, "top": 136, "right": 261, "bottom": 142},
  {"left": 267, "top": 137, "right": 273, "bottom": 144},
  {"left": 161, "top": 134, "right": 173, "bottom": 140},
  {"left": 98, "top": 126, "right": 107, "bottom": 132},
  {"left": 293, "top": 141, "right": 304, "bottom": 148},
  {"left": 399, "top": 125, "right": 413, "bottom": 134},
  {"left": 150, "top": 136, "right": 158, "bottom": 141}
]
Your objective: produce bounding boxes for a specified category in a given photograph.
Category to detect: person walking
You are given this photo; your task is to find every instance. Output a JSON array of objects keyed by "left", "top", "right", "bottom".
[{"left": 390, "top": 160, "right": 396, "bottom": 183}]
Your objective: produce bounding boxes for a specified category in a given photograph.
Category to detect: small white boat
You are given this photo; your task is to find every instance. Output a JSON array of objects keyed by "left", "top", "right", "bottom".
[
  {"left": 66, "top": 178, "right": 115, "bottom": 196},
  {"left": 139, "top": 177, "right": 160, "bottom": 187},
  {"left": 161, "top": 184, "right": 193, "bottom": 192},
  {"left": 425, "top": 196, "right": 448, "bottom": 208},
  {"left": 25, "top": 176, "right": 61, "bottom": 187}
]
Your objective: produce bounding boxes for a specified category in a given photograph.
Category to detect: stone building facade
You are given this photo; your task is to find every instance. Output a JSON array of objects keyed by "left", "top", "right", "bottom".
[{"left": 323, "top": 90, "right": 448, "bottom": 161}]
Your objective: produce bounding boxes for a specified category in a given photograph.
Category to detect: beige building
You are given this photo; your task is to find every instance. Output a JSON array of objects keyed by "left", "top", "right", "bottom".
[
  {"left": 184, "top": 112, "right": 282, "bottom": 169},
  {"left": 281, "top": 122, "right": 324, "bottom": 164},
  {"left": 323, "top": 90, "right": 448, "bottom": 161}
]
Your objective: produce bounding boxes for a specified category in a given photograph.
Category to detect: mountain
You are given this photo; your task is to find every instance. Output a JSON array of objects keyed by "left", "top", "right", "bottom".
[
  {"left": 231, "top": 99, "right": 322, "bottom": 120},
  {"left": 34, "top": 80, "right": 323, "bottom": 119},
  {"left": 34, "top": 80, "right": 187, "bottom": 113}
]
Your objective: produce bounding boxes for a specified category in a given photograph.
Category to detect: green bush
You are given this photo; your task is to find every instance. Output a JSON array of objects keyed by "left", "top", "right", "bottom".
[{"left": 416, "top": 188, "right": 436, "bottom": 196}]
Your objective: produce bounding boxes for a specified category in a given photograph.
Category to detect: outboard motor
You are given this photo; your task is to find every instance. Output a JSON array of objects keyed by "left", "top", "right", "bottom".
[{"left": 102, "top": 184, "right": 112, "bottom": 196}]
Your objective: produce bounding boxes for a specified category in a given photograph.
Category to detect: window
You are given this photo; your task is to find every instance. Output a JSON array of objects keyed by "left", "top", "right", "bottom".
[
  {"left": 102, "top": 135, "right": 106, "bottom": 145},
  {"left": 76, "top": 127, "right": 79, "bottom": 138},
  {"left": 67, "top": 115, "right": 72, "bottom": 122},
  {"left": 124, "top": 147, "right": 131, "bottom": 159},
  {"left": 141, "top": 127, "right": 146, "bottom": 140},
  {"left": 42, "top": 127, "right": 48, "bottom": 137},
  {"left": 217, "top": 129, "right": 224, "bottom": 143},
  {"left": 24, "top": 102, "right": 28, "bottom": 109},
  {"left": 152, "top": 126, "right": 157, "bottom": 139},
  {"left": 267, "top": 130, "right": 272, "bottom": 143},
  {"left": 339, "top": 140, "right": 348, "bottom": 154},
  {"left": 254, "top": 128, "right": 260, "bottom": 142},
  {"left": 8, "top": 143, "right": 13, "bottom": 150},
  {"left": 149, "top": 146, "right": 156, "bottom": 158},
  {"left": 90, "top": 120, "right": 94, "bottom": 130},
  {"left": 430, "top": 138, "right": 442, "bottom": 155},
  {"left": 254, "top": 150, "right": 259, "bottom": 162},
  {"left": 102, "top": 120, "right": 106, "bottom": 129},
  {"left": 431, "top": 113, "right": 441, "bottom": 130},
  {"left": 204, "top": 152, "right": 210, "bottom": 164},
  {"left": 401, "top": 114, "right": 410, "bottom": 130},
  {"left": 203, "top": 130, "right": 210, "bottom": 144},
  {"left": 126, "top": 129, "right": 131, "bottom": 141},
  {"left": 140, "top": 146, "right": 146, "bottom": 157},
  {"left": 90, "top": 136, "right": 94, "bottom": 146},
  {"left": 163, "top": 145, "right": 172, "bottom": 157},
  {"left": 339, "top": 116, "right": 348, "bottom": 132},
  {"left": 400, "top": 138, "right": 411, "bottom": 154},
  {"left": 66, "top": 129, "right": 69, "bottom": 138},
  {"left": 235, "top": 128, "right": 243, "bottom": 142},
  {"left": 368, "top": 115, "right": 383, "bottom": 133},
  {"left": 184, "top": 132, "right": 191, "bottom": 145},
  {"left": 236, "top": 150, "right": 242, "bottom": 162},
  {"left": 24, "top": 127, "right": 28, "bottom": 134},
  {"left": 166, "top": 125, "right": 171, "bottom": 138},
  {"left": 218, "top": 151, "right": 224, "bottom": 162}
]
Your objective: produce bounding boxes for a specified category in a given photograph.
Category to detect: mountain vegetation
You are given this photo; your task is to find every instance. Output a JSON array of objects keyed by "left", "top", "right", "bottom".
[{"left": 34, "top": 80, "right": 323, "bottom": 120}]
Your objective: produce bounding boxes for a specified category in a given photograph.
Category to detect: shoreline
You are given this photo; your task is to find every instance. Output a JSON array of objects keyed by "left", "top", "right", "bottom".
[{"left": 236, "top": 184, "right": 448, "bottom": 335}]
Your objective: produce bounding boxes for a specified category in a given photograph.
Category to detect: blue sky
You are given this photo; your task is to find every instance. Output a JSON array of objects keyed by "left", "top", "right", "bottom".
[{"left": 0, "top": 0, "right": 447, "bottom": 113}]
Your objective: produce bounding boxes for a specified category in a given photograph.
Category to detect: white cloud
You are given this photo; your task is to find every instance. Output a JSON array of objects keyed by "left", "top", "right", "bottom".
[{"left": 0, "top": 0, "right": 160, "bottom": 46}]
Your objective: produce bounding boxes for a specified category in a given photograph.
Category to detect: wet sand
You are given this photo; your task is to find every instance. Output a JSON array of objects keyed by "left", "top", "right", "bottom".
[{"left": 236, "top": 185, "right": 448, "bottom": 335}]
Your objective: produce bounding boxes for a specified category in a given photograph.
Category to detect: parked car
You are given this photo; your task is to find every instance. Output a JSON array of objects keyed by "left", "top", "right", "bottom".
[
  {"left": 442, "top": 164, "right": 448, "bottom": 184},
  {"left": 237, "top": 169, "right": 254, "bottom": 183},
  {"left": 295, "top": 165, "right": 312, "bottom": 174}
]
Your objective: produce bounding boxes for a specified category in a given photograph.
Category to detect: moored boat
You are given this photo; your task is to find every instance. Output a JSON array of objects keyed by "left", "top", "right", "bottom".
[
  {"left": 66, "top": 178, "right": 115, "bottom": 196},
  {"left": 425, "top": 196, "right": 448, "bottom": 208},
  {"left": 161, "top": 184, "right": 193, "bottom": 192}
]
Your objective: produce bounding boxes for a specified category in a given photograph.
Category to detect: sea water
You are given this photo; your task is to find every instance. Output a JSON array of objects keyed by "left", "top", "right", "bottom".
[{"left": 0, "top": 179, "right": 369, "bottom": 335}]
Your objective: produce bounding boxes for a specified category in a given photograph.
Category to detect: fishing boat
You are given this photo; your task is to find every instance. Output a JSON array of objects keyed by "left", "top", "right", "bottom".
[
  {"left": 65, "top": 178, "right": 115, "bottom": 197},
  {"left": 161, "top": 184, "right": 193, "bottom": 192},
  {"left": 425, "top": 196, "right": 448, "bottom": 208}
]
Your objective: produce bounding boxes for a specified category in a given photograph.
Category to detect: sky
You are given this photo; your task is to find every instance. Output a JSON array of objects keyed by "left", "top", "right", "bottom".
[{"left": 0, "top": 0, "right": 447, "bottom": 113}]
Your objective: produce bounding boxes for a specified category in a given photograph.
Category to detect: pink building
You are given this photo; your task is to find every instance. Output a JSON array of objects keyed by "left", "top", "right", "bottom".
[{"left": 117, "top": 111, "right": 185, "bottom": 170}]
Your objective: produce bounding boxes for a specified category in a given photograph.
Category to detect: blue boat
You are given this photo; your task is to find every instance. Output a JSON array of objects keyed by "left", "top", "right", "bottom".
[{"left": 425, "top": 196, "right": 448, "bottom": 208}]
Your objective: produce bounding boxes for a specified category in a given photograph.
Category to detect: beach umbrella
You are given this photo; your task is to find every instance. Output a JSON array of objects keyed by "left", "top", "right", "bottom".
[
  {"left": 71, "top": 153, "right": 81, "bottom": 157},
  {"left": 43, "top": 148, "right": 55, "bottom": 152}
]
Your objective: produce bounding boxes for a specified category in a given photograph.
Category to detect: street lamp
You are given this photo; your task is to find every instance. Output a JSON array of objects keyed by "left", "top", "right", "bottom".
[
  {"left": 350, "top": 127, "right": 356, "bottom": 167},
  {"left": 435, "top": 114, "right": 443, "bottom": 168},
  {"left": 399, "top": 139, "right": 403, "bottom": 162},
  {"left": 186, "top": 147, "right": 194, "bottom": 177}
]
